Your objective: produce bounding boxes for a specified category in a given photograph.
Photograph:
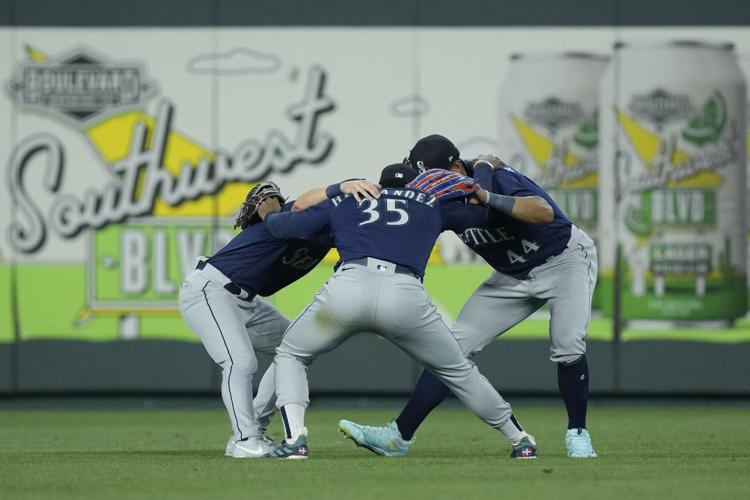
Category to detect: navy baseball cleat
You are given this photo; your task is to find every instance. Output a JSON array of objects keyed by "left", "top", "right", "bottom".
[
  {"left": 264, "top": 434, "right": 309, "bottom": 460},
  {"left": 510, "top": 435, "right": 538, "bottom": 459}
]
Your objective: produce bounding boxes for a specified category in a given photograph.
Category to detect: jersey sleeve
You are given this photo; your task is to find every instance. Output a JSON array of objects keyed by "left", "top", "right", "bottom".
[
  {"left": 265, "top": 201, "right": 331, "bottom": 240},
  {"left": 438, "top": 202, "right": 489, "bottom": 232},
  {"left": 472, "top": 161, "right": 494, "bottom": 190}
]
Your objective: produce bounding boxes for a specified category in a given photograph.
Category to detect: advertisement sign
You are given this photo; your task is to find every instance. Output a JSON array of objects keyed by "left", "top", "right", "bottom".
[
  {"left": 599, "top": 41, "right": 748, "bottom": 321},
  {"left": 497, "top": 52, "right": 607, "bottom": 308},
  {"left": 2, "top": 28, "right": 750, "bottom": 343}
]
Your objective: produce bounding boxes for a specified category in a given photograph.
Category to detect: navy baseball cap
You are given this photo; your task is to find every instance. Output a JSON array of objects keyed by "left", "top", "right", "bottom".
[
  {"left": 379, "top": 163, "right": 419, "bottom": 188},
  {"left": 406, "top": 134, "right": 461, "bottom": 172}
]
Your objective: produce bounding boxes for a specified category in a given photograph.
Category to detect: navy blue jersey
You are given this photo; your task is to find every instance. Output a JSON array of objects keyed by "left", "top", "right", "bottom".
[
  {"left": 265, "top": 189, "right": 487, "bottom": 277},
  {"left": 207, "top": 202, "right": 332, "bottom": 296},
  {"left": 462, "top": 162, "right": 572, "bottom": 279}
]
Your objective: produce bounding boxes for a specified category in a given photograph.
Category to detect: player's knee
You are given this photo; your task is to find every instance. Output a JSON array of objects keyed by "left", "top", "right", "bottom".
[
  {"left": 431, "top": 358, "right": 476, "bottom": 382},
  {"left": 221, "top": 353, "right": 258, "bottom": 375},
  {"left": 274, "top": 349, "right": 312, "bottom": 366},
  {"left": 549, "top": 342, "right": 586, "bottom": 364},
  {"left": 456, "top": 337, "right": 482, "bottom": 357}
]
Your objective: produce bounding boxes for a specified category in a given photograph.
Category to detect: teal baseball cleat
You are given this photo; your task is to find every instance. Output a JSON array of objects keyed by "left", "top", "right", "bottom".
[
  {"left": 510, "top": 435, "right": 538, "bottom": 459},
  {"left": 566, "top": 428, "right": 598, "bottom": 458},
  {"left": 264, "top": 434, "right": 309, "bottom": 460},
  {"left": 338, "top": 420, "right": 414, "bottom": 457}
]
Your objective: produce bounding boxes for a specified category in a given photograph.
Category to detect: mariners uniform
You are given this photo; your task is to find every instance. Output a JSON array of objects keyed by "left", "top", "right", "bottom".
[
  {"left": 178, "top": 200, "right": 332, "bottom": 458},
  {"left": 340, "top": 135, "right": 599, "bottom": 459},
  {"left": 261, "top": 164, "right": 537, "bottom": 460}
]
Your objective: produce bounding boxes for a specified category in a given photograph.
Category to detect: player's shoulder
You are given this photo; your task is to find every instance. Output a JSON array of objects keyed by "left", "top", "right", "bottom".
[
  {"left": 492, "top": 164, "right": 544, "bottom": 192},
  {"left": 492, "top": 164, "right": 524, "bottom": 179}
]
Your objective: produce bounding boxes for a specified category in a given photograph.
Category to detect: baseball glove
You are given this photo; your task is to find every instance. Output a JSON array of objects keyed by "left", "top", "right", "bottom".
[
  {"left": 234, "top": 181, "right": 285, "bottom": 229},
  {"left": 406, "top": 169, "right": 480, "bottom": 202}
]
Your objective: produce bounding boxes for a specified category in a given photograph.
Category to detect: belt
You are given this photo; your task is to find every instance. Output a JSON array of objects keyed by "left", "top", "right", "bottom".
[
  {"left": 195, "top": 260, "right": 252, "bottom": 300},
  {"left": 339, "top": 257, "right": 423, "bottom": 281}
]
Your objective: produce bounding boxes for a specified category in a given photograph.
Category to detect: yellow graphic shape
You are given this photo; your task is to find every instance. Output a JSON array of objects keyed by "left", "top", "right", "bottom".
[
  {"left": 25, "top": 44, "right": 49, "bottom": 62},
  {"left": 513, "top": 116, "right": 595, "bottom": 189},
  {"left": 617, "top": 111, "right": 721, "bottom": 188},
  {"left": 321, "top": 244, "right": 443, "bottom": 265},
  {"left": 512, "top": 116, "right": 581, "bottom": 170},
  {"left": 86, "top": 112, "right": 252, "bottom": 217},
  {"left": 562, "top": 172, "right": 598, "bottom": 189}
]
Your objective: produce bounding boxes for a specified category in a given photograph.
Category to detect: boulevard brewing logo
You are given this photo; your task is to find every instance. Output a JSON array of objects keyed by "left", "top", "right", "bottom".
[
  {"left": 627, "top": 88, "right": 692, "bottom": 126},
  {"left": 9, "top": 49, "right": 154, "bottom": 122},
  {"left": 6, "top": 47, "right": 336, "bottom": 254},
  {"left": 523, "top": 97, "right": 584, "bottom": 132}
]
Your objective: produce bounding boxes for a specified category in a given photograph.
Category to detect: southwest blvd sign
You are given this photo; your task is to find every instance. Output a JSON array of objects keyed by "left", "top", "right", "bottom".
[{"left": 7, "top": 65, "right": 335, "bottom": 253}]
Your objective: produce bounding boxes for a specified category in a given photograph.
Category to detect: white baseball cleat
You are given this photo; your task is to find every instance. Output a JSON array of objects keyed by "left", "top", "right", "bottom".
[
  {"left": 225, "top": 437, "right": 236, "bottom": 457},
  {"left": 231, "top": 436, "right": 276, "bottom": 458},
  {"left": 226, "top": 434, "right": 278, "bottom": 457}
]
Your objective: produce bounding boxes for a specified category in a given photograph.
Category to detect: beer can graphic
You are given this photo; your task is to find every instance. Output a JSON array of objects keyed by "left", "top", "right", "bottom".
[
  {"left": 738, "top": 54, "right": 750, "bottom": 289},
  {"left": 600, "top": 40, "right": 748, "bottom": 323},
  {"left": 498, "top": 52, "right": 608, "bottom": 308}
]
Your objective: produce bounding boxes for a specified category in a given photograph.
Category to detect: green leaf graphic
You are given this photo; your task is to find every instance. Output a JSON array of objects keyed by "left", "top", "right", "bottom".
[
  {"left": 682, "top": 91, "right": 726, "bottom": 146},
  {"left": 573, "top": 111, "right": 598, "bottom": 149}
]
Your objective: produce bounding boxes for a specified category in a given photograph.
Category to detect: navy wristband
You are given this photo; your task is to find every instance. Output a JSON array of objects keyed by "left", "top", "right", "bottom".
[
  {"left": 485, "top": 192, "right": 516, "bottom": 216},
  {"left": 326, "top": 178, "right": 363, "bottom": 199}
]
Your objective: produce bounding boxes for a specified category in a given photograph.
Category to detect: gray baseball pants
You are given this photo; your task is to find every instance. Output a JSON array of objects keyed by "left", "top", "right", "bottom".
[
  {"left": 274, "top": 258, "right": 514, "bottom": 429},
  {"left": 179, "top": 263, "right": 289, "bottom": 440},
  {"left": 454, "top": 225, "right": 598, "bottom": 364}
]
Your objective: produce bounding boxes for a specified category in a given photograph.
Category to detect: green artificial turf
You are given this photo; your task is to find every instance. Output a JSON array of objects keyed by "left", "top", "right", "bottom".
[{"left": 1, "top": 407, "right": 749, "bottom": 500}]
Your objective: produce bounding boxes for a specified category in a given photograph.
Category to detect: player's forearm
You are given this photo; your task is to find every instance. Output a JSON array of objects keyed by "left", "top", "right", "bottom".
[
  {"left": 510, "top": 195, "right": 554, "bottom": 223},
  {"left": 472, "top": 161, "right": 494, "bottom": 190},
  {"left": 481, "top": 191, "right": 554, "bottom": 224},
  {"left": 292, "top": 179, "right": 381, "bottom": 211},
  {"left": 264, "top": 212, "right": 309, "bottom": 239},
  {"left": 292, "top": 187, "right": 327, "bottom": 212}
]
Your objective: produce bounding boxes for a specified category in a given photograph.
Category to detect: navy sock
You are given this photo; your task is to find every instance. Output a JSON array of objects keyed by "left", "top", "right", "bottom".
[
  {"left": 557, "top": 355, "right": 589, "bottom": 430},
  {"left": 395, "top": 370, "right": 450, "bottom": 440}
]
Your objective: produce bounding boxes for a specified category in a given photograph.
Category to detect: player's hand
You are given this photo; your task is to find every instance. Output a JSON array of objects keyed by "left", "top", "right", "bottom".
[
  {"left": 469, "top": 189, "right": 490, "bottom": 205},
  {"left": 470, "top": 154, "right": 505, "bottom": 168},
  {"left": 341, "top": 179, "right": 381, "bottom": 203},
  {"left": 258, "top": 197, "right": 282, "bottom": 221}
]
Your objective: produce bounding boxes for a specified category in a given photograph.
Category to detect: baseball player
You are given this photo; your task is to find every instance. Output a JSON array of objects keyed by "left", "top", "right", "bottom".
[
  {"left": 178, "top": 178, "right": 380, "bottom": 458},
  {"left": 257, "top": 163, "right": 549, "bottom": 460},
  {"left": 339, "top": 134, "right": 599, "bottom": 458}
]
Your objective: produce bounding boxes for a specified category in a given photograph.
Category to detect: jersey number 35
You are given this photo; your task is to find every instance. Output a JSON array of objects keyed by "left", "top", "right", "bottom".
[{"left": 358, "top": 199, "right": 410, "bottom": 227}]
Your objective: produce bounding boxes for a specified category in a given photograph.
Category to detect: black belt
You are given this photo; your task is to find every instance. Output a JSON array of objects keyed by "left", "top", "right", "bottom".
[
  {"left": 196, "top": 260, "right": 252, "bottom": 300},
  {"left": 339, "top": 258, "right": 423, "bottom": 281}
]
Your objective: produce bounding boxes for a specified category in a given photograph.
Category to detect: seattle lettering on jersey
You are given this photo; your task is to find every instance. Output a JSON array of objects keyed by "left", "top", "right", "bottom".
[
  {"left": 458, "top": 227, "right": 515, "bottom": 246},
  {"left": 280, "top": 246, "right": 321, "bottom": 271}
]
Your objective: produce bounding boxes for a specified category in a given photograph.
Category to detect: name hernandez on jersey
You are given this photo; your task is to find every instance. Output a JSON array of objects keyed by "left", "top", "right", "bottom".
[
  {"left": 330, "top": 188, "right": 436, "bottom": 209},
  {"left": 266, "top": 188, "right": 485, "bottom": 277},
  {"left": 459, "top": 162, "right": 573, "bottom": 279}
]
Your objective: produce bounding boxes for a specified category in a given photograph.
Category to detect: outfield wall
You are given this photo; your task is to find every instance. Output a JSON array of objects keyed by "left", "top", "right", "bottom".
[{"left": 1, "top": 0, "right": 749, "bottom": 396}]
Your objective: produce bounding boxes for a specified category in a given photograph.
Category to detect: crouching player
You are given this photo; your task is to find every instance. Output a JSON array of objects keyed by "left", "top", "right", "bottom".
[
  {"left": 258, "top": 164, "right": 543, "bottom": 460},
  {"left": 178, "top": 179, "right": 379, "bottom": 457}
]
